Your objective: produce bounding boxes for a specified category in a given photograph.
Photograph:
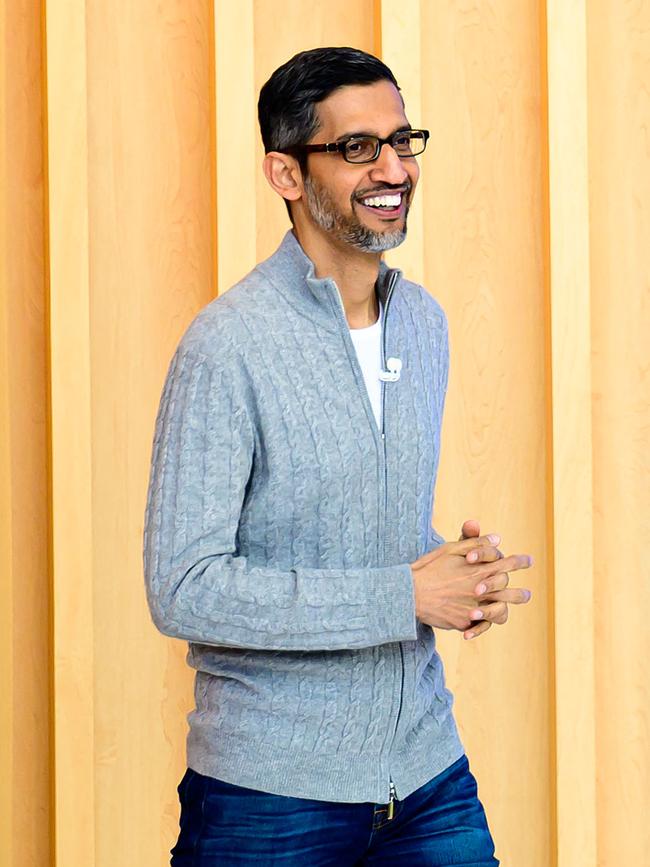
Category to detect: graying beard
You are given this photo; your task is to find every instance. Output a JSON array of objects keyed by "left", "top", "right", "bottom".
[{"left": 304, "top": 175, "right": 407, "bottom": 253}]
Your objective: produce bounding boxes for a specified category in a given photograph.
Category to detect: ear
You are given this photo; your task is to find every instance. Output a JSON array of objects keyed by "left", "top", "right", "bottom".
[{"left": 262, "top": 151, "right": 303, "bottom": 204}]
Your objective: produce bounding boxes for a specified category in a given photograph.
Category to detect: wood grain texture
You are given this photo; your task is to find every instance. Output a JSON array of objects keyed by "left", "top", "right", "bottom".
[
  {"left": 215, "top": 0, "right": 257, "bottom": 292},
  {"left": 45, "top": 0, "right": 96, "bottom": 862},
  {"left": 588, "top": 1, "right": 650, "bottom": 865},
  {"left": 420, "top": 3, "right": 551, "bottom": 865},
  {"left": 0, "top": 2, "right": 52, "bottom": 863},
  {"left": 546, "top": 2, "right": 597, "bottom": 864}
]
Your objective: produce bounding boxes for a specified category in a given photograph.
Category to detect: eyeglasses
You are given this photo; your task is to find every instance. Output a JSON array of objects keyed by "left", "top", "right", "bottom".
[{"left": 281, "top": 128, "right": 430, "bottom": 164}]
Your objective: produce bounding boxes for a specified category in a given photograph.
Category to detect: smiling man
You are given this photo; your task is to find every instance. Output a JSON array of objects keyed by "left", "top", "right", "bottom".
[{"left": 144, "top": 47, "right": 533, "bottom": 866}]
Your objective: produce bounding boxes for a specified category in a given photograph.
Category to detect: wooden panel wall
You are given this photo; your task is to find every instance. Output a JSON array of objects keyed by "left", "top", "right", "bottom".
[
  {"left": 1, "top": 1, "right": 648, "bottom": 865},
  {"left": 0, "top": 2, "right": 51, "bottom": 867}
]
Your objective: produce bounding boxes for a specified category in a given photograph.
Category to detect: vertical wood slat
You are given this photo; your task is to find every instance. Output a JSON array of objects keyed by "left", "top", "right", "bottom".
[
  {"left": 376, "top": 0, "right": 424, "bottom": 286},
  {"left": 1, "top": 2, "right": 52, "bottom": 864},
  {"left": 44, "top": 0, "right": 95, "bottom": 864},
  {"left": 0, "top": 2, "right": 14, "bottom": 854},
  {"left": 214, "top": 0, "right": 257, "bottom": 293},
  {"left": 418, "top": 5, "right": 551, "bottom": 864},
  {"left": 588, "top": 3, "right": 650, "bottom": 864},
  {"left": 545, "top": 1, "right": 597, "bottom": 864}
]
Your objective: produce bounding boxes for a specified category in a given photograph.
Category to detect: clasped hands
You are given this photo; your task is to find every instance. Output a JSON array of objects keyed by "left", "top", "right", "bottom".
[{"left": 410, "top": 519, "right": 533, "bottom": 641}]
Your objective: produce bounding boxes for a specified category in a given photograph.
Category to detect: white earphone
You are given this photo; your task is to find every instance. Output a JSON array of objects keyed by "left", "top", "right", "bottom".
[{"left": 379, "top": 357, "right": 402, "bottom": 382}]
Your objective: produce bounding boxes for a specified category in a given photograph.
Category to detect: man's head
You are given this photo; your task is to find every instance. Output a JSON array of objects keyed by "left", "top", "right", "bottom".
[{"left": 258, "top": 47, "right": 424, "bottom": 254}]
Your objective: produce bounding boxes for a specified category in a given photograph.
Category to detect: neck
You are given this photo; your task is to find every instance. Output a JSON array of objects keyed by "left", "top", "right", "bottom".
[{"left": 291, "top": 221, "right": 381, "bottom": 329}]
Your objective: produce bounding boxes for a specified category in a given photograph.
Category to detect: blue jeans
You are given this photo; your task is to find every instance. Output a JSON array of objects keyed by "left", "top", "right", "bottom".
[{"left": 170, "top": 753, "right": 498, "bottom": 865}]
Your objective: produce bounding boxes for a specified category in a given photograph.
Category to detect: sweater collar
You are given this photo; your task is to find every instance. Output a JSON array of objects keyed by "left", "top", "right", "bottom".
[{"left": 259, "top": 229, "right": 402, "bottom": 332}]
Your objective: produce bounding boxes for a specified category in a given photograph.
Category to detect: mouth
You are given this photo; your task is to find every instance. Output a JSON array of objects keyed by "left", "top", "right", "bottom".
[{"left": 355, "top": 188, "right": 409, "bottom": 219}]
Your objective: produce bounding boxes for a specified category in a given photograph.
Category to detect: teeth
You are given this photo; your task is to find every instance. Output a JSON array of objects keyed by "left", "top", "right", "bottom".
[{"left": 361, "top": 194, "right": 402, "bottom": 208}]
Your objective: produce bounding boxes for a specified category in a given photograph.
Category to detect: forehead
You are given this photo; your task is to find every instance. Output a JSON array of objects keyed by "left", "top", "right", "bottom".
[{"left": 313, "top": 80, "right": 408, "bottom": 139}]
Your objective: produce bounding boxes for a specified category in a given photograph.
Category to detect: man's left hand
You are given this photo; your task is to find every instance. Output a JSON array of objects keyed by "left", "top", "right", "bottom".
[{"left": 458, "top": 519, "right": 532, "bottom": 641}]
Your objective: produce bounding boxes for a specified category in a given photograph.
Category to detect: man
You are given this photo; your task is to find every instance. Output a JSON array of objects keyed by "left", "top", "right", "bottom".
[{"left": 143, "top": 46, "right": 533, "bottom": 866}]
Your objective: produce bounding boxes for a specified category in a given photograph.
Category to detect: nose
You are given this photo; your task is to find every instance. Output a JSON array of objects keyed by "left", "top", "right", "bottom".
[{"left": 369, "top": 142, "right": 409, "bottom": 185}]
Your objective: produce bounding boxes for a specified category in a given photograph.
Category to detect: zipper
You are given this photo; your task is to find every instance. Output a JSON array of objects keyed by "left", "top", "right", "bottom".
[
  {"left": 380, "top": 272, "right": 406, "bottom": 811},
  {"left": 379, "top": 270, "right": 400, "bottom": 448},
  {"left": 387, "top": 778, "right": 397, "bottom": 820},
  {"left": 379, "top": 270, "right": 399, "bottom": 563},
  {"left": 327, "top": 270, "right": 403, "bottom": 817}
]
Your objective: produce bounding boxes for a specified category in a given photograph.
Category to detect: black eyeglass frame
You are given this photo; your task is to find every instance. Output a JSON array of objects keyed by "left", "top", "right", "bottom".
[{"left": 279, "top": 128, "right": 430, "bottom": 164}]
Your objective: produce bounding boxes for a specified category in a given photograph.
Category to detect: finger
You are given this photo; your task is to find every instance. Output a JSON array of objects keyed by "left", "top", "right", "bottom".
[
  {"left": 469, "top": 601, "right": 509, "bottom": 626},
  {"left": 474, "top": 571, "right": 509, "bottom": 596},
  {"left": 455, "top": 533, "right": 501, "bottom": 554},
  {"left": 480, "top": 587, "right": 532, "bottom": 605},
  {"left": 464, "top": 620, "right": 492, "bottom": 641},
  {"left": 478, "top": 553, "right": 533, "bottom": 577},
  {"left": 458, "top": 519, "right": 481, "bottom": 541},
  {"left": 465, "top": 546, "right": 504, "bottom": 564}
]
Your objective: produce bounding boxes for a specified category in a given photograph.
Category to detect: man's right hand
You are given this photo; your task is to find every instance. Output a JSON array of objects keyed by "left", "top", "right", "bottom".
[{"left": 410, "top": 536, "right": 533, "bottom": 633}]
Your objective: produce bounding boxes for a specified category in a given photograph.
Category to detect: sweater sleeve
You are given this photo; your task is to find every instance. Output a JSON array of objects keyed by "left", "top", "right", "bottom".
[
  {"left": 427, "top": 525, "right": 446, "bottom": 549},
  {"left": 143, "top": 343, "right": 418, "bottom": 652}
]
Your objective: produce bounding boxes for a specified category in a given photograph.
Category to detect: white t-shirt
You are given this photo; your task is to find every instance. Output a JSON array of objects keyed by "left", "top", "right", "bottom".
[{"left": 349, "top": 302, "right": 383, "bottom": 429}]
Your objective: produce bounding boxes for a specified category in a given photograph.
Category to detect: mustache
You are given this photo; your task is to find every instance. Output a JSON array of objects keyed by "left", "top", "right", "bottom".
[{"left": 353, "top": 184, "right": 411, "bottom": 200}]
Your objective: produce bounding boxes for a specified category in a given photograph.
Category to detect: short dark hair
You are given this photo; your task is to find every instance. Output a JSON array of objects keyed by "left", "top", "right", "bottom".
[{"left": 258, "top": 47, "right": 402, "bottom": 223}]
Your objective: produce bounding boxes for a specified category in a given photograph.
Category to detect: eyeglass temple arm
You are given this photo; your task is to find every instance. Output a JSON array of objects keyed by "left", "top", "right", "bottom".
[{"left": 299, "top": 142, "right": 340, "bottom": 153}]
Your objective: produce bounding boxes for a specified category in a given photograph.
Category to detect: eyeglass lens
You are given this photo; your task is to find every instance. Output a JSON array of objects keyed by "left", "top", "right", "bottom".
[{"left": 344, "top": 130, "right": 426, "bottom": 163}]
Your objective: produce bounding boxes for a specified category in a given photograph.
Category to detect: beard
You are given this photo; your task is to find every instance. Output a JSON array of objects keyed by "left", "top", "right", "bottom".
[{"left": 303, "top": 173, "right": 409, "bottom": 253}]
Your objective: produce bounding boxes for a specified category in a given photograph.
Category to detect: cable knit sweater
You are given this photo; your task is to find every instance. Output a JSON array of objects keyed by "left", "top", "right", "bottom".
[{"left": 142, "top": 228, "right": 464, "bottom": 804}]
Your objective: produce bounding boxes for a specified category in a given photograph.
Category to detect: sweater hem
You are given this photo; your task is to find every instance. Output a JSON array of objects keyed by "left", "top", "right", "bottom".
[{"left": 186, "top": 721, "right": 465, "bottom": 804}]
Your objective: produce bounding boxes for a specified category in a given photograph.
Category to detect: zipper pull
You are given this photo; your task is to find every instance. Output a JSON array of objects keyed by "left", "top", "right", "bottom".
[{"left": 387, "top": 780, "right": 397, "bottom": 820}]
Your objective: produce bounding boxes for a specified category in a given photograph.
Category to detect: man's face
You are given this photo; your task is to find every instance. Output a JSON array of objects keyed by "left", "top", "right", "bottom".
[{"left": 299, "top": 80, "right": 419, "bottom": 253}]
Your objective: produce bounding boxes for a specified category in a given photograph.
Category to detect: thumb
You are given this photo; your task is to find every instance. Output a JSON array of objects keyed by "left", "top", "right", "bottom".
[{"left": 458, "top": 519, "right": 480, "bottom": 541}]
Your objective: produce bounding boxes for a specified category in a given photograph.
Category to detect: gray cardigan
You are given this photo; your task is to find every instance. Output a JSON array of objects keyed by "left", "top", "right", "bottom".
[{"left": 143, "top": 228, "right": 464, "bottom": 804}]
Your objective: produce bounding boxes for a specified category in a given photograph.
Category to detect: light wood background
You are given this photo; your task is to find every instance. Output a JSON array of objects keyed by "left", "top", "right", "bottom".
[{"left": 1, "top": 1, "right": 648, "bottom": 865}]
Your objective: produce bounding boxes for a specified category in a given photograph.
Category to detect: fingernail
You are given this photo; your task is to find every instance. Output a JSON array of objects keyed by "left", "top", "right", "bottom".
[
  {"left": 471, "top": 610, "right": 484, "bottom": 620},
  {"left": 468, "top": 551, "right": 478, "bottom": 562},
  {"left": 475, "top": 583, "right": 487, "bottom": 595},
  {"left": 525, "top": 589, "right": 532, "bottom": 601},
  {"left": 528, "top": 556, "right": 534, "bottom": 566},
  {"left": 466, "top": 632, "right": 476, "bottom": 640},
  {"left": 488, "top": 534, "right": 500, "bottom": 544}
]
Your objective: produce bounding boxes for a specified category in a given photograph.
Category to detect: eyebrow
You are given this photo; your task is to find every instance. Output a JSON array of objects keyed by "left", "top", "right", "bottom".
[{"left": 334, "top": 124, "right": 412, "bottom": 142}]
